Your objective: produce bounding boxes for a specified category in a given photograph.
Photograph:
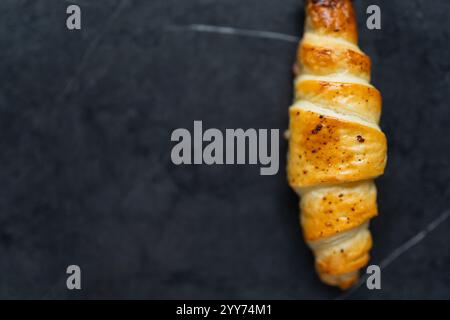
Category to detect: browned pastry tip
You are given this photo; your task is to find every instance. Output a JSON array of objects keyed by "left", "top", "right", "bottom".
[{"left": 305, "top": 0, "right": 358, "bottom": 44}]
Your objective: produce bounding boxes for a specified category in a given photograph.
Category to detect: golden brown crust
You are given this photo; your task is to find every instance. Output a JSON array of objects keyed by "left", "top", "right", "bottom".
[
  {"left": 287, "top": 107, "right": 387, "bottom": 188},
  {"left": 314, "top": 228, "right": 372, "bottom": 275},
  {"left": 300, "top": 181, "right": 378, "bottom": 241},
  {"left": 298, "top": 42, "right": 371, "bottom": 81},
  {"left": 321, "top": 272, "right": 359, "bottom": 289},
  {"left": 287, "top": 0, "right": 386, "bottom": 290},
  {"left": 305, "top": 0, "right": 358, "bottom": 44},
  {"left": 319, "top": 270, "right": 359, "bottom": 289},
  {"left": 337, "top": 277, "right": 358, "bottom": 290},
  {"left": 295, "top": 80, "right": 382, "bottom": 124}
]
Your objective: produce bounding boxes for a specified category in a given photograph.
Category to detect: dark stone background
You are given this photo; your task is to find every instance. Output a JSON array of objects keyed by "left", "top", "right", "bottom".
[{"left": 1, "top": 0, "right": 449, "bottom": 299}]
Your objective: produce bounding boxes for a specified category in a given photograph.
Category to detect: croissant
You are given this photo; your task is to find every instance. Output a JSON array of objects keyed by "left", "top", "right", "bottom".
[{"left": 287, "top": 0, "right": 387, "bottom": 289}]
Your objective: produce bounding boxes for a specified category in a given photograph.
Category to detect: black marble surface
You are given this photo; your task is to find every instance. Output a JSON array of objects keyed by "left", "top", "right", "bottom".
[{"left": 1, "top": 0, "right": 450, "bottom": 299}]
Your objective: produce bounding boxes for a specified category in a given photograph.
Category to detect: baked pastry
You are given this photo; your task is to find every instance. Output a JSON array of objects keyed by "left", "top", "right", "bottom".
[{"left": 287, "top": 0, "right": 387, "bottom": 289}]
